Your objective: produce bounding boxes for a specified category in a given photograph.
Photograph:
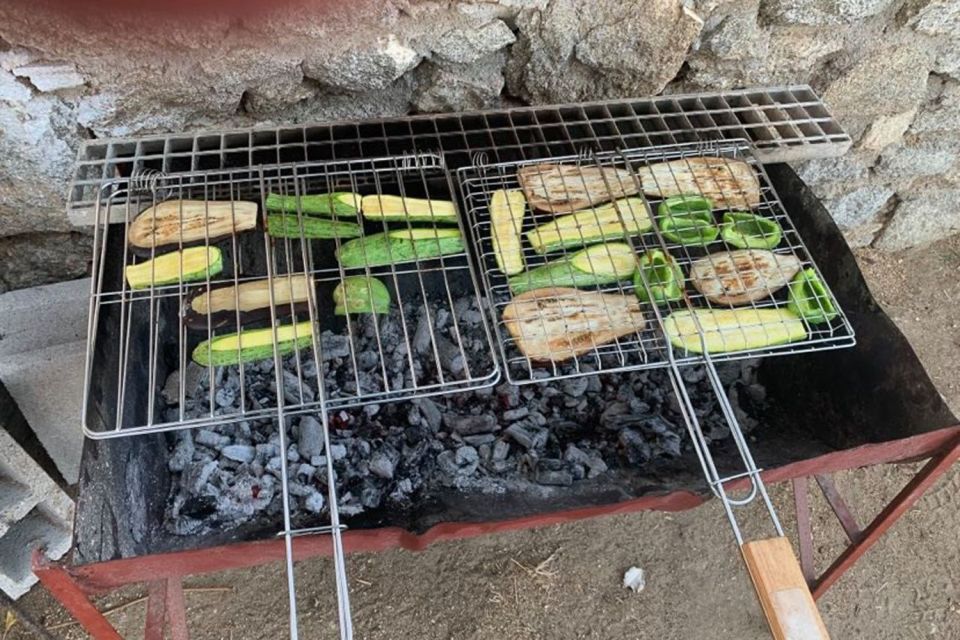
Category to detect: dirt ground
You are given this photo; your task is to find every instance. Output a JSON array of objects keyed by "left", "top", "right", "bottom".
[{"left": 10, "top": 236, "right": 960, "bottom": 640}]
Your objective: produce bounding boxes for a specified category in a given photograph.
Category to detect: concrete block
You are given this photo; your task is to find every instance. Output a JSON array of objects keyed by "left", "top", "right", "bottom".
[
  {"left": 0, "top": 341, "right": 85, "bottom": 484},
  {"left": 0, "top": 278, "right": 90, "bottom": 357},
  {"left": 0, "top": 428, "right": 73, "bottom": 599}
]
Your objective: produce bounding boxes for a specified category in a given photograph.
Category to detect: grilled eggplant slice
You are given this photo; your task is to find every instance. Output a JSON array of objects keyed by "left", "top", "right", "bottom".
[
  {"left": 337, "top": 228, "right": 464, "bottom": 268},
  {"left": 192, "top": 321, "right": 315, "bottom": 367},
  {"left": 490, "top": 189, "right": 527, "bottom": 275},
  {"left": 184, "top": 274, "right": 313, "bottom": 330},
  {"left": 333, "top": 276, "right": 391, "bottom": 315},
  {"left": 361, "top": 195, "right": 458, "bottom": 223},
  {"left": 636, "top": 157, "right": 760, "bottom": 210},
  {"left": 503, "top": 287, "right": 646, "bottom": 362},
  {"left": 508, "top": 243, "right": 636, "bottom": 295},
  {"left": 128, "top": 200, "right": 257, "bottom": 251},
  {"left": 125, "top": 247, "right": 222, "bottom": 290},
  {"left": 689, "top": 250, "right": 801, "bottom": 305},
  {"left": 526, "top": 197, "right": 652, "bottom": 254},
  {"left": 265, "top": 192, "right": 360, "bottom": 217},
  {"left": 517, "top": 163, "right": 638, "bottom": 214},
  {"left": 663, "top": 308, "right": 806, "bottom": 354}
]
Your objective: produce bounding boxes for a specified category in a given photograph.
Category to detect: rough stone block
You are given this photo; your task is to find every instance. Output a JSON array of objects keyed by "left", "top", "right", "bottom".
[
  {"left": 0, "top": 507, "right": 72, "bottom": 599},
  {"left": 0, "top": 278, "right": 89, "bottom": 356},
  {"left": 412, "top": 52, "right": 506, "bottom": 112},
  {"left": 761, "top": 0, "right": 899, "bottom": 25},
  {"left": 823, "top": 36, "right": 934, "bottom": 118},
  {"left": 12, "top": 63, "right": 85, "bottom": 92},
  {"left": 823, "top": 186, "right": 895, "bottom": 248},
  {"left": 875, "top": 189, "right": 960, "bottom": 250},
  {"left": 302, "top": 34, "right": 421, "bottom": 92},
  {"left": 432, "top": 19, "right": 516, "bottom": 64},
  {"left": 911, "top": 82, "right": 960, "bottom": 135},
  {"left": 796, "top": 155, "right": 871, "bottom": 198},
  {"left": 858, "top": 108, "right": 917, "bottom": 152},
  {"left": 875, "top": 144, "right": 957, "bottom": 182}
]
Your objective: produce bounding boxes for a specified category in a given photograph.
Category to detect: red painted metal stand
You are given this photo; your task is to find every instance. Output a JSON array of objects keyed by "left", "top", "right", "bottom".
[{"left": 33, "top": 427, "right": 960, "bottom": 640}]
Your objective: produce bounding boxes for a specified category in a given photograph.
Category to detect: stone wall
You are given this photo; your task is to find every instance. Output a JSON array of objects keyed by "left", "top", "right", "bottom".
[{"left": 1, "top": 0, "right": 957, "bottom": 290}]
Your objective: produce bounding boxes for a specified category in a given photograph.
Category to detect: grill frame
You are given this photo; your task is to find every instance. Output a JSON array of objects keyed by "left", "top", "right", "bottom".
[{"left": 67, "top": 85, "right": 852, "bottom": 225}]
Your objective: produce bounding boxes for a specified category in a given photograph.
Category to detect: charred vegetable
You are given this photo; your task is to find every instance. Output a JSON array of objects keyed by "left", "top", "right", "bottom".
[
  {"left": 333, "top": 276, "right": 391, "bottom": 315},
  {"left": 490, "top": 189, "right": 527, "bottom": 275},
  {"left": 663, "top": 308, "right": 806, "bottom": 354},
  {"left": 788, "top": 268, "right": 839, "bottom": 324},
  {"left": 526, "top": 198, "right": 652, "bottom": 254},
  {"left": 192, "top": 321, "right": 315, "bottom": 367},
  {"left": 184, "top": 274, "right": 313, "bottom": 330},
  {"left": 361, "top": 195, "right": 458, "bottom": 223},
  {"left": 125, "top": 246, "right": 223, "bottom": 290},
  {"left": 507, "top": 243, "right": 636, "bottom": 295},
  {"left": 264, "top": 192, "right": 360, "bottom": 217},
  {"left": 266, "top": 213, "right": 362, "bottom": 239},
  {"left": 502, "top": 287, "right": 646, "bottom": 362},
  {"left": 689, "top": 250, "right": 801, "bottom": 305},
  {"left": 336, "top": 228, "right": 464, "bottom": 268},
  {"left": 634, "top": 250, "right": 683, "bottom": 304},
  {"left": 517, "top": 163, "right": 638, "bottom": 214},
  {"left": 720, "top": 212, "right": 782, "bottom": 250},
  {"left": 636, "top": 157, "right": 761, "bottom": 210},
  {"left": 127, "top": 200, "right": 257, "bottom": 251}
]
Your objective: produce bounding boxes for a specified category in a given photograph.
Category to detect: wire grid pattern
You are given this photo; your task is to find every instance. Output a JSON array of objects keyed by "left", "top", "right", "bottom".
[
  {"left": 83, "top": 153, "right": 499, "bottom": 438},
  {"left": 68, "top": 86, "right": 851, "bottom": 217},
  {"left": 458, "top": 140, "right": 855, "bottom": 385}
]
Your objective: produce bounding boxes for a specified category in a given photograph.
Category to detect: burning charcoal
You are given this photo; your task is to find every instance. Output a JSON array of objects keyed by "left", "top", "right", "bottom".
[
  {"left": 361, "top": 480, "right": 383, "bottom": 508},
  {"left": 682, "top": 366, "right": 706, "bottom": 384},
  {"left": 435, "top": 307, "right": 450, "bottom": 330},
  {"left": 311, "top": 455, "right": 327, "bottom": 468},
  {"left": 266, "top": 456, "right": 283, "bottom": 476},
  {"left": 601, "top": 402, "right": 645, "bottom": 431},
  {"left": 256, "top": 443, "right": 280, "bottom": 461},
  {"left": 496, "top": 383, "right": 520, "bottom": 409},
  {"left": 363, "top": 404, "right": 380, "bottom": 418},
  {"left": 369, "top": 451, "right": 396, "bottom": 480},
  {"left": 214, "top": 385, "right": 236, "bottom": 408},
  {"left": 643, "top": 417, "right": 682, "bottom": 458},
  {"left": 222, "top": 444, "right": 256, "bottom": 464},
  {"left": 744, "top": 383, "right": 766, "bottom": 404},
  {"left": 413, "top": 311, "right": 432, "bottom": 355},
  {"left": 287, "top": 444, "right": 300, "bottom": 463},
  {"left": 502, "top": 407, "right": 529, "bottom": 422},
  {"left": 528, "top": 411, "right": 547, "bottom": 426},
  {"left": 478, "top": 443, "right": 492, "bottom": 461},
  {"left": 320, "top": 332, "right": 351, "bottom": 360},
  {"left": 298, "top": 416, "right": 324, "bottom": 460},
  {"left": 492, "top": 439, "right": 510, "bottom": 461},
  {"left": 463, "top": 433, "right": 495, "bottom": 446},
  {"left": 504, "top": 423, "right": 547, "bottom": 450},
  {"left": 357, "top": 350, "right": 379, "bottom": 371},
  {"left": 455, "top": 446, "right": 480, "bottom": 473},
  {"left": 168, "top": 432, "right": 195, "bottom": 472},
  {"left": 415, "top": 400, "right": 443, "bottom": 434},
  {"left": 561, "top": 377, "right": 589, "bottom": 398},
  {"left": 587, "top": 457, "right": 608, "bottom": 478},
  {"left": 287, "top": 482, "right": 313, "bottom": 497},
  {"left": 304, "top": 491, "right": 325, "bottom": 514},
  {"left": 564, "top": 444, "right": 591, "bottom": 466},
  {"left": 328, "top": 443, "right": 348, "bottom": 461},
  {"left": 445, "top": 414, "right": 497, "bottom": 436},
  {"left": 535, "top": 460, "right": 573, "bottom": 486},
  {"left": 619, "top": 429, "right": 651, "bottom": 465},
  {"left": 297, "top": 463, "right": 316, "bottom": 480},
  {"left": 435, "top": 336, "right": 465, "bottom": 376},
  {"left": 570, "top": 463, "right": 586, "bottom": 480},
  {"left": 183, "top": 460, "right": 218, "bottom": 494},
  {"left": 195, "top": 429, "right": 230, "bottom": 448}
]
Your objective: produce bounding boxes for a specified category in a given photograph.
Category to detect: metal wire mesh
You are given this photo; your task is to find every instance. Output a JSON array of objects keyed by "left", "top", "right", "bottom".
[
  {"left": 83, "top": 152, "right": 499, "bottom": 438},
  {"left": 457, "top": 140, "right": 855, "bottom": 385}
]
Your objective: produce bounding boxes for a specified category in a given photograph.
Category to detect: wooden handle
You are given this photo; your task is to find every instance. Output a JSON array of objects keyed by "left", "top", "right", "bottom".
[{"left": 742, "top": 537, "right": 831, "bottom": 640}]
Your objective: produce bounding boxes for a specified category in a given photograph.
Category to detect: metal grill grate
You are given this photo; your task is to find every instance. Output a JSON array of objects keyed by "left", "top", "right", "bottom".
[
  {"left": 68, "top": 86, "right": 850, "bottom": 225},
  {"left": 83, "top": 153, "right": 498, "bottom": 438},
  {"left": 458, "top": 140, "right": 856, "bottom": 386}
]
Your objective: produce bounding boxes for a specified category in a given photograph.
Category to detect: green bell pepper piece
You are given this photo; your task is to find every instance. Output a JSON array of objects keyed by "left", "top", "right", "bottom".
[
  {"left": 634, "top": 249, "right": 684, "bottom": 304},
  {"left": 656, "top": 194, "right": 718, "bottom": 245},
  {"left": 720, "top": 212, "right": 783, "bottom": 249},
  {"left": 787, "top": 268, "right": 838, "bottom": 324}
]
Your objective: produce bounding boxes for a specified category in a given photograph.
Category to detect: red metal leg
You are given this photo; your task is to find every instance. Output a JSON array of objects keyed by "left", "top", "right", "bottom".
[
  {"left": 144, "top": 581, "right": 168, "bottom": 640},
  {"left": 165, "top": 578, "right": 190, "bottom": 640},
  {"left": 792, "top": 477, "right": 816, "bottom": 584},
  {"left": 807, "top": 437, "right": 960, "bottom": 600},
  {"left": 32, "top": 551, "right": 123, "bottom": 640}
]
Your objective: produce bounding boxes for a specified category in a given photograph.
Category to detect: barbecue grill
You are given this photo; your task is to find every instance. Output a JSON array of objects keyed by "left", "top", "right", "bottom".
[{"left": 49, "top": 86, "right": 959, "bottom": 640}]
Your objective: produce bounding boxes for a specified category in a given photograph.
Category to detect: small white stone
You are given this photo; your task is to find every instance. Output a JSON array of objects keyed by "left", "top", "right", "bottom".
[{"left": 623, "top": 566, "right": 646, "bottom": 593}]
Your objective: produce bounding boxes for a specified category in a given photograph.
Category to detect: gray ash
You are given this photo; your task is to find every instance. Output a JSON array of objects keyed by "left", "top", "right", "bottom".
[{"left": 161, "top": 296, "right": 766, "bottom": 536}]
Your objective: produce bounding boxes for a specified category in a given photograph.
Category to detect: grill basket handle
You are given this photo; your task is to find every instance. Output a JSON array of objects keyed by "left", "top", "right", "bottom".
[{"left": 742, "top": 536, "right": 831, "bottom": 640}]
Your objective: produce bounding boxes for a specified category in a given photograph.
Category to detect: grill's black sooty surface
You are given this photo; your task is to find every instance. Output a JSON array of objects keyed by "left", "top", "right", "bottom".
[{"left": 72, "top": 161, "right": 956, "bottom": 565}]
